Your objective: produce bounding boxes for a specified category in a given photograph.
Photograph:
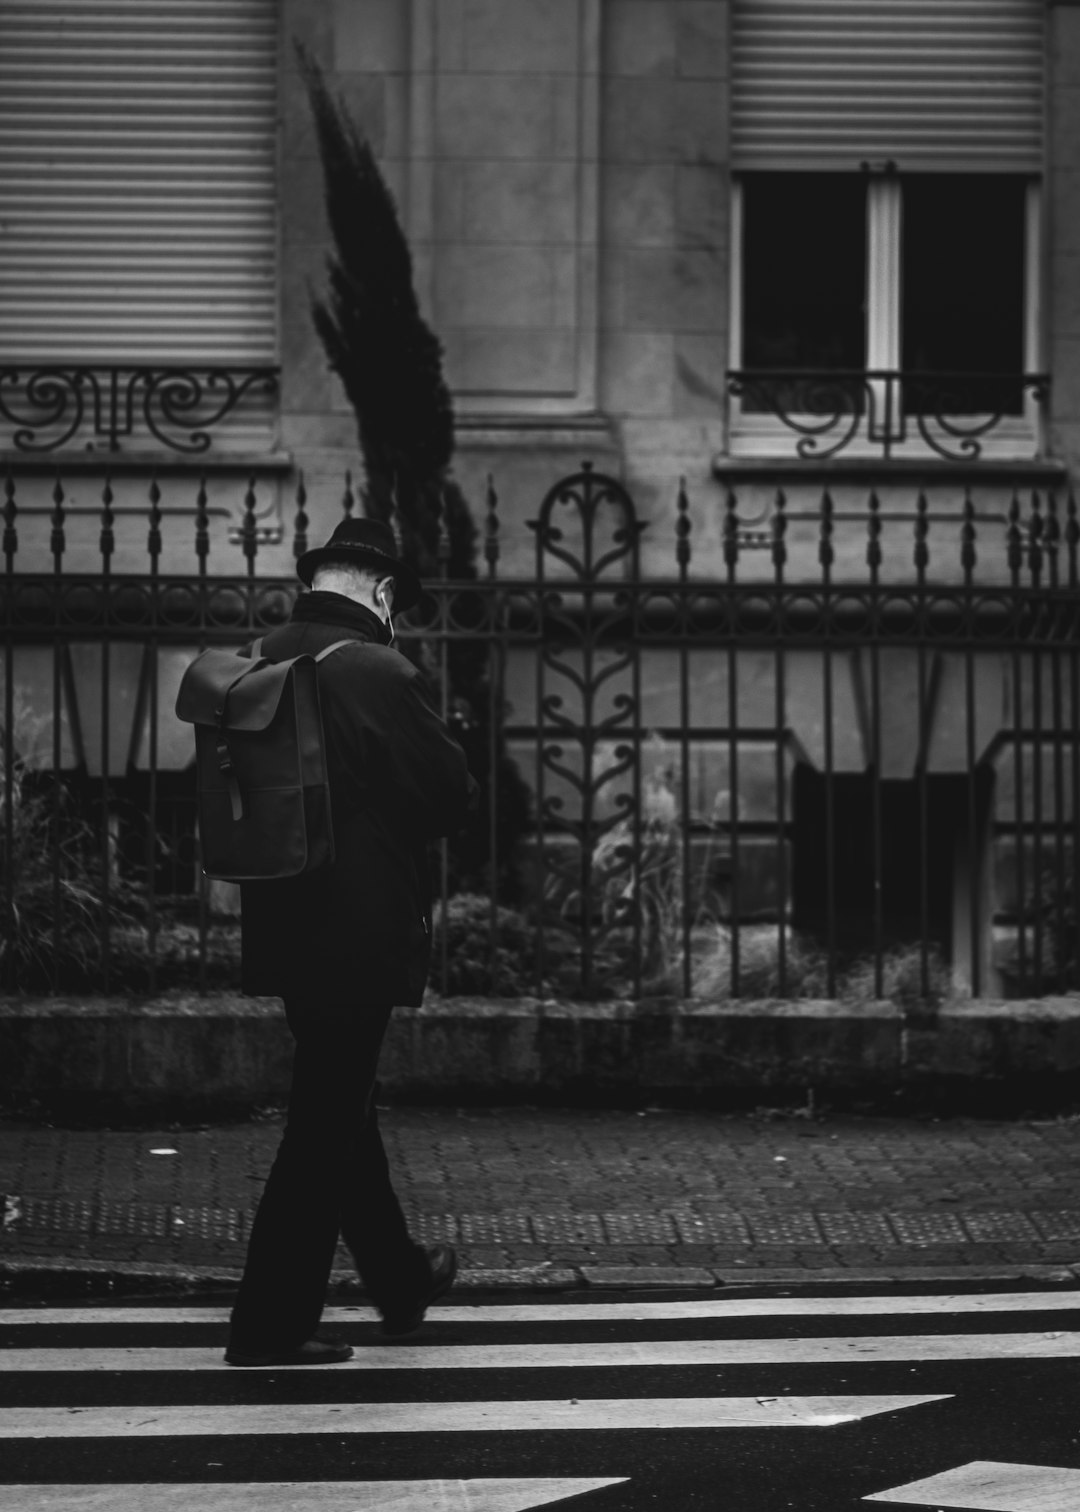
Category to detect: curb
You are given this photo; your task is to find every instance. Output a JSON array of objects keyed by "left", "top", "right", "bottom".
[
  {"left": 5, "top": 994, "right": 1080, "bottom": 1113},
  {"left": 3, "top": 1255, "right": 1078, "bottom": 1296}
]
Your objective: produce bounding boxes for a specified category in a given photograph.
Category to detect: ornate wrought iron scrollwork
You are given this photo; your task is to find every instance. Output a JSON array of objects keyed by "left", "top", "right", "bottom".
[
  {"left": 727, "top": 369, "right": 1049, "bottom": 462},
  {"left": 0, "top": 364, "right": 279, "bottom": 453},
  {"left": 0, "top": 368, "right": 89, "bottom": 452},
  {"left": 907, "top": 373, "right": 1048, "bottom": 462},
  {"left": 527, "top": 465, "right": 649, "bottom": 995},
  {"left": 728, "top": 370, "right": 870, "bottom": 459}
]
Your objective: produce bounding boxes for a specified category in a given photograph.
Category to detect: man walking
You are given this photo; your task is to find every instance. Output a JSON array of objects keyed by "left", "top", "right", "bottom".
[{"left": 225, "top": 517, "right": 475, "bottom": 1367}]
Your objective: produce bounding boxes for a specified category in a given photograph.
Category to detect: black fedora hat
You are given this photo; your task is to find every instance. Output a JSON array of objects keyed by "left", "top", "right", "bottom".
[{"left": 296, "top": 517, "right": 423, "bottom": 611}]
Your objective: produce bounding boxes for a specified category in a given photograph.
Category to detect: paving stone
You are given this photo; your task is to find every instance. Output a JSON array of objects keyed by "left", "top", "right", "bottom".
[
  {"left": 457, "top": 1212, "right": 535, "bottom": 1245},
  {"left": 668, "top": 1210, "right": 751, "bottom": 1244},
  {"left": 960, "top": 1212, "right": 1042, "bottom": 1243},
  {"left": 172, "top": 1207, "right": 246, "bottom": 1244},
  {"left": 601, "top": 1212, "right": 679, "bottom": 1245},
  {"left": 457, "top": 1268, "right": 579, "bottom": 1288},
  {"left": 745, "top": 1212, "right": 827, "bottom": 1245},
  {"left": 531, "top": 1213, "right": 608, "bottom": 1245},
  {"left": 581, "top": 1266, "right": 716, "bottom": 1289},
  {"left": 20, "top": 1197, "right": 92, "bottom": 1235},
  {"left": 816, "top": 1212, "right": 897, "bottom": 1246},
  {"left": 1030, "top": 1210, "right": 1080, "bottom": 1240},
  {"left": 406, "top": 1213, "right": 460, "bottom": 1245},
  {"left": 886, "top": 1212, "right": 969, "bottom": 1245}
]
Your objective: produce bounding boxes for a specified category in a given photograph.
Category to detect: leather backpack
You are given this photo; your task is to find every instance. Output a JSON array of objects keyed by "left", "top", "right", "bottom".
[{"left": 175, "top": 638, "right": 350, "bottom": 881}]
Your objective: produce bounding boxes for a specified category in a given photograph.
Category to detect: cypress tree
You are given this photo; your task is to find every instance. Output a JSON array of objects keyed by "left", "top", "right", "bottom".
[
  {"left": 297, "top": 46, "right": 476, "bottom": 579},
  {"left": 298, "top": 48, "right": 529, "bottom": 896}
]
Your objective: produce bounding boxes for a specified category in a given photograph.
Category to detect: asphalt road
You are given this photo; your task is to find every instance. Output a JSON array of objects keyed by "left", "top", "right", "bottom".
[{"left": 3, "top": 1284, "right": 1080, "bottom": 1510}]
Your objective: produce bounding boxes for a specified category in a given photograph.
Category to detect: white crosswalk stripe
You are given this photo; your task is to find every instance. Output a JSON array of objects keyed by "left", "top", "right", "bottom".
[
  {"left": 5, "top": 1289, "right": 1080, "bottom": 1326},
  {"left": 865, "top": 1459, "right": 1080, "bottom": 1511},
  {"left": 3, "top": 1331, "right": 1080, "bottom": 1371},
  {"left": 0, "top": 1483, "right": 628, "bottom": 1512},
  {"left": 0, "top": 1394, "right": 950, "bottom": 1438},
  {"left": 3, "top": 1288, "right": 1079, "bottom": 1510}
]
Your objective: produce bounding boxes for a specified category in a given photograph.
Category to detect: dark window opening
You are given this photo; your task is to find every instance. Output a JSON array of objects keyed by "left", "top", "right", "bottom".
[
  {"left": 791, "top": 766, "right": 994, "bottom": 955},
  {"left": 902, "top": 174, "right": 1027, "bottom": 415},
  {"left": 741, "top": 172, "right": 867, "bottom": 407}
]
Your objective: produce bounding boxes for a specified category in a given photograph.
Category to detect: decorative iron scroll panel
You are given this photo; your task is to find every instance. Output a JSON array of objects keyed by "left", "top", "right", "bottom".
[
  {"left": 728, "top": 370, "right": 1048, "bottom": 460},
  {"left": 526, "top": 466, "right": 647, "bottom": 998},
  {"left": 0, "top": 366, "right": 279, "bottom": 453}
]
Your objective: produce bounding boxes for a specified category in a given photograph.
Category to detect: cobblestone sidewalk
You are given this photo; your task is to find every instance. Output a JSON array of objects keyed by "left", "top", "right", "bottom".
[{"left": 3, "top": 1105, "right": 1080, "bottom": 1289}]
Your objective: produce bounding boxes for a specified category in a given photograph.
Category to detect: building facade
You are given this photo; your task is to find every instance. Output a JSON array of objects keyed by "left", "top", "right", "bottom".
[{"left": 1, "top": 0, "right": 1077, "bottom": 998}]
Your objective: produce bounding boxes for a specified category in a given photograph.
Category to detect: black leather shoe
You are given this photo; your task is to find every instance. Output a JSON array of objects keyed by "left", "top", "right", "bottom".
[
  {"left": 224, "top": 1336, "right": 354, "bottom": 1367},
  {"left": 380, "top": 1244, "right": 458, "bottom": 1337}
]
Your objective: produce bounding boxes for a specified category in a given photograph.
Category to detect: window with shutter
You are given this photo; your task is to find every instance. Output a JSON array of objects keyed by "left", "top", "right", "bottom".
[
  {"left": 727, "top": 0, "right": 1047, "bottom": 463},
  {"left": 0, "top": 0, "right": 279, "bottom": 454}
]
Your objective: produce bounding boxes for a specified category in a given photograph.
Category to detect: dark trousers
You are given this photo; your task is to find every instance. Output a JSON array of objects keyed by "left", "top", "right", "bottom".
[{"left": 229, "top": 992, "right": 430, "bottom": 1351}]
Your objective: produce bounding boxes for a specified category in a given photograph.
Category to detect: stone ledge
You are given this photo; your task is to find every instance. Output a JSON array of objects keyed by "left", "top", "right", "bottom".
[{"left": 2, "top": 993, "right": 1080, "bottom": 1113}]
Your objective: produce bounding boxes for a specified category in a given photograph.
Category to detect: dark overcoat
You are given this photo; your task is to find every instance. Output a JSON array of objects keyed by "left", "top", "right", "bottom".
[{"left": 240, "top": 590, "right": 475, "bottom": 1004}]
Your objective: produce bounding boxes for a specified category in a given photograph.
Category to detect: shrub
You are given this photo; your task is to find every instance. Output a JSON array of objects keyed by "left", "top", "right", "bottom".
[
  {"left": 691, "top": 925, "right": 832, "bottom": 1000},
  {"left": 429, "top": 892, "right": 584, "bottom": 997},
  {"left": 691, "top": 924, "right": 953, "bottom": 1004},
  {"left": 429, "top": 892, "right": 537, "bottom": 995},
  {"left": 1035, "top": 862, "right": 1078, "bottom": 990},
  {"left": 0, "top": 762, "right": 145, "bottom": 992}
]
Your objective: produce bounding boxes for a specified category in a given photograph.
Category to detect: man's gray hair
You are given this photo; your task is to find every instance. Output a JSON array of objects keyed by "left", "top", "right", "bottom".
[{"left": 311, "top": 560, "right": 388, "bottom": 592}]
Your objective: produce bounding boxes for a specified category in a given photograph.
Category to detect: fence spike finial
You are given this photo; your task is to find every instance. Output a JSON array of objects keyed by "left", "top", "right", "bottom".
[
  {"left": 2, "top": 473, "right": 16, "bottom": 568},
  {"left": 818, "top": 487, "right": 834, "bottom": 572},
  {"left": 772, "top": 488, "right": 787, "bottom": 575},
  {"left": 1065, "top": 489, "right": 1078, "bottom": 591},
  {"left": 50, "top": 473, "right": 66, "bottom": 567},
  {"left": 1029, "top": 490, "right": 1044, "bottom": 587},
  {"left": 675, "top": 477, "right": 691, "bottom": 578},
  {"left": 435, "top": 487, "right": 451, "bottom": 576},
  {"left": 240, "top": 475, "right": 257, "bottom": 567},
  {"left": 912, "top": 489, "right": 928, "bottom": 575},
  {"left": 293, "top": 469, "right": 309, "bottom": 561},
  {"left": 99, "top": 474, "right": 115, "bottom": 565},
  {"left": 147, "top": 475, "right": 163, "bottom": 565},
  {"left": 864, "top": 488, "right": 882, "bottom": 573},
  {"left": 960, "top": 488, "right": 977, "bottom": 577},
  {"left": 1007, "top": 490, "right": 1024, "bottom": 579},
  {"left": 342, "top": 470, "right": 355, "bottom": 519},
  {"left": 723, "top": 487, "right": 739, "bottom": 573},
  {"left": 194, "top": 476, "right": 210, "bottom": 568},
  {"left": 484, "top": 473, "right": 500, "bottom": 578},
  {"left": 1045, "top": 491, "right": 1060, "bottom": 589}
]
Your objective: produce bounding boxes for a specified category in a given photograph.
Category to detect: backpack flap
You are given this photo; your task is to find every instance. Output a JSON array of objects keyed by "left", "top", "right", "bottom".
[{"left": 174, "top": 648, "right": 292, "bottom": 730}]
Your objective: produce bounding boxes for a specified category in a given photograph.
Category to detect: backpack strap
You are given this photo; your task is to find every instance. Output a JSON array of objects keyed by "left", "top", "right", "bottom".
[
  {"left": 217, "top": 642, "right": 266, "bottom": 822},
  {"left": 315, "top": 639, "right": 354, "bottom": 661}
]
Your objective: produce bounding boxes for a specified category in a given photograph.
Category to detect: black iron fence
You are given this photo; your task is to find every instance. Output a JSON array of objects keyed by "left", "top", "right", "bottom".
[{"left": 2, "top": 464, "right": 1078, "bottom": 1003}]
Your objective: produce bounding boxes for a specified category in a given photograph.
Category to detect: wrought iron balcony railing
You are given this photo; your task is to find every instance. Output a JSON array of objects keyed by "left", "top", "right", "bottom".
[
  {"left": 727, "top": 369, "right": 1049, "bottom": 462},
  {"left": 0, "top": 364, "right": 279, "bottom": 454}
]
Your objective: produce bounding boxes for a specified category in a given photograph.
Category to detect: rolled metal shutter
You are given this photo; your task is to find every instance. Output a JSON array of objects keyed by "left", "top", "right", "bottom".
[
  {"left": 0, "top": 0, "right": 277, "bottom": 362},
  {"left": 732, "top": 0, "right": 1045, "bottom": 172}
]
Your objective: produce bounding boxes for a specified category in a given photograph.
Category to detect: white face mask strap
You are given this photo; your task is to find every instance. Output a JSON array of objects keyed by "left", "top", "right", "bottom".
[{"left": 379, "top": 584, "right": 395, "bottom": 642}]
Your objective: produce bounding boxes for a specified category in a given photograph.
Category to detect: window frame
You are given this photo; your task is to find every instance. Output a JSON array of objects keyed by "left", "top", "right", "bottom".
[{"left": 726, "top": 172, "right": 1045, "bottom": 463}]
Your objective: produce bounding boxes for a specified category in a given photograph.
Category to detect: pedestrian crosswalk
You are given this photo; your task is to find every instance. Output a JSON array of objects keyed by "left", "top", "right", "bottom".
[{"left": 3, "top": 1288, "right": 1080, "bottom": 1510}]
